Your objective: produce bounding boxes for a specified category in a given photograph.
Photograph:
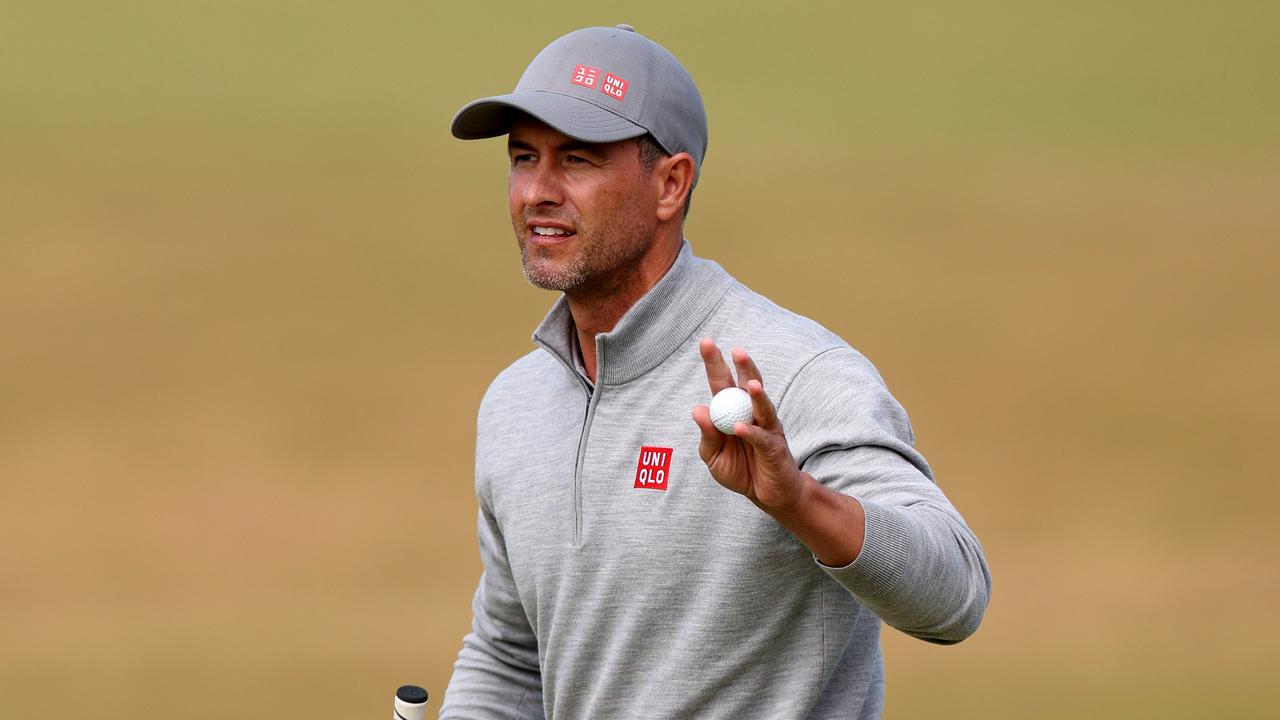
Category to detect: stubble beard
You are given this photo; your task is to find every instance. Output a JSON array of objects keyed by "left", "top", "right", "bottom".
[{"left": 517, "top": 219, "right": 654, "bottom": 298}]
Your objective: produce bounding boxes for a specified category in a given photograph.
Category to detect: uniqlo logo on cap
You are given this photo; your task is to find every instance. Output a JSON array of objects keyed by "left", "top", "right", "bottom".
[
  {"left": 570, "top": 64, "right": 599, "bottom": 89},
  {"left": 633, "top": 446, "right": 672, "bottom": 491},
  {"left": 601, "top": 73, "right": 629, "bottom": 101}
]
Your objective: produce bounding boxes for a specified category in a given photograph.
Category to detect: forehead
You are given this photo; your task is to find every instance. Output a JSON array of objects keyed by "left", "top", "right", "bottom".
[
  {"left": 507, "top": 115, "right": 567, "bottom": 143},
  {"left": 507, "top": 115, "right": 637, "bottom": 159}
]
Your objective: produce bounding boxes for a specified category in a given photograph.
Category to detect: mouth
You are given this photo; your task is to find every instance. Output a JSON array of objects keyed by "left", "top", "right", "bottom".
[{"left": 528, "top": 223, "right": 576, "bottom": 246}]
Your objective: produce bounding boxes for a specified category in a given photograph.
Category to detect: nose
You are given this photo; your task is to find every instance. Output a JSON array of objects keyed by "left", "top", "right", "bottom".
[{"left": 518, "top": 160, "right": 564, "bottom": 208}]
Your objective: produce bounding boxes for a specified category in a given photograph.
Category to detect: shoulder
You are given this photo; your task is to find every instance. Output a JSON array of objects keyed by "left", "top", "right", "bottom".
[
  {"left": 707, "top": 278, "right": 915, "bottom": 440},
  {"left": 478, "top": 348, "right": 569, "bottom": 420},
  {"left": 714, "top": 280, "right": 887, "bottom": 390},
  {"left": 482, "top": 348, "right": 555, "bottom": 395},
  {"left": 724, "top": 281, "right": 848, "bottom": 349},
  {"left": 473, "top": 348, "right": 581, "bottom": 504}
]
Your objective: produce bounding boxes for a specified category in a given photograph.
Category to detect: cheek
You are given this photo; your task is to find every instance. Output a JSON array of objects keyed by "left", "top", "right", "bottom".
[
  {"left": 508, "top": 176, "right": 522, "bottom": 208},
  {"left": 585, "top": 180, "right": 628, "bottom": 212},
  {"left": 508, "top": 187, "right": 529, "bottom": 225},
  {"left": 599, "top": 182, "right": 651, "bottom": 223},
  {"left": 507, "top": 180, "right": 527, "bottom": 234}
]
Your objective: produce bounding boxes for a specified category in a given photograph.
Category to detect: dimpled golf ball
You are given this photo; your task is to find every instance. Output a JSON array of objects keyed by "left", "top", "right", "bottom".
[{"left": 709, "top": 387, "right": 754, "bottom": 435}]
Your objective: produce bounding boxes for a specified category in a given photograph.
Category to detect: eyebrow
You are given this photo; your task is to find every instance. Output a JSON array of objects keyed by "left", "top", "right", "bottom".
[{"left": 507, "top": 138, "right": 604, "bottom": 155}]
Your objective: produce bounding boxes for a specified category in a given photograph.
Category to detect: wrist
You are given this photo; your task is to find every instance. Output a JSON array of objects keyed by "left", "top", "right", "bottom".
[
  {"left": 760, "top": 471, "right": 818, "bottom": 522},
  {"left": 764, "top": 474, "right": 864, "bottom": 567}
]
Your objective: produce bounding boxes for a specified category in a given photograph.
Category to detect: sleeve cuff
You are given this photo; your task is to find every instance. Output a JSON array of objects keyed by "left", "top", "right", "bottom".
[{"left": 814, "top": 499, "right": 911, "bottom": 600}]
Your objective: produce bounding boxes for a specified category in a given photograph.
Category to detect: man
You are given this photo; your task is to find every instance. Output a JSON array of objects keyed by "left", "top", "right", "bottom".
[{"left": 441, "top": 25, "right": 990, "bottom": 719}]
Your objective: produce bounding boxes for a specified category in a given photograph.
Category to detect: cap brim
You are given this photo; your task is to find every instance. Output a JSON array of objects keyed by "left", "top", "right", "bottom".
[{"left": 451, "top": 90, "right": 648, "bottom": 144}]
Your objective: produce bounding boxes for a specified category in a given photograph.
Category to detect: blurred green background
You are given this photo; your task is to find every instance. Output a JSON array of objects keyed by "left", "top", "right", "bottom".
[{"left": 2, "top": 1, "right": 1277, "bottom": 717}]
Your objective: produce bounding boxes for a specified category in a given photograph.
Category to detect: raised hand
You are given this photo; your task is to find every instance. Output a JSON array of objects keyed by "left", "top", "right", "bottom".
[{"left": 691, "top": 338, "right": 805, "bottom": 513}]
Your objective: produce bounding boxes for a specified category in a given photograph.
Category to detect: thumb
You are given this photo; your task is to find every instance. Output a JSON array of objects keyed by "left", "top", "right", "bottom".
[{"left": 691, "top": 405, "right": 725, "bottom": 463}]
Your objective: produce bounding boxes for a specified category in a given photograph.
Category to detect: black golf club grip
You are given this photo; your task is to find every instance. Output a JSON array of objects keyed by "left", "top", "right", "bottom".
[{"left": 393, "top": 685, "right": 428, "bottom": 720}]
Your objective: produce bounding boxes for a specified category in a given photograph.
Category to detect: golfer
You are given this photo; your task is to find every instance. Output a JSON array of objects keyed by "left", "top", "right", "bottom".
[{"left": 440, "top": 24, "right": 990, "bottom": 719}]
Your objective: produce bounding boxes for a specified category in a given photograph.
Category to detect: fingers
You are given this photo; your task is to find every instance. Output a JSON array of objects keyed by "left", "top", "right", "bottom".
[
  {"left": 745, "top": 378, "right": 782, "bottom": 432},
  {"left": 699, "top": 337, "right": 736, "bottom": 394},
  {"left": 701, "top": 341, "right": 782, "bottom": 431},
  {"left": 702, "top": 339, "right": 763, "bottom": 393},
  {"left": 731, "top": 347, "right": 763, "bottom": 388},
  {"left": 730, "top": 347, "right": 780, "bottom": 430},
  {"left": 732, "top": 419, "right": 803, "bottom": 512},
  {"left": 732, "top": 415, "right": 792, "bottom": 466}
]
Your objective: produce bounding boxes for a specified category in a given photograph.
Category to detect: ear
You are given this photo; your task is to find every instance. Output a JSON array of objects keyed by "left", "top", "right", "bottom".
[{"left": 654, "top": 152, "right": 696, "bottom": 222}]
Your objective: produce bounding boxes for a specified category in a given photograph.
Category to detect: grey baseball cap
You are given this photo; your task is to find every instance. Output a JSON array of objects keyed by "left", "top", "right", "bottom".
[{"left": 450, "top": 25, "right": 708, "bottom": 185}]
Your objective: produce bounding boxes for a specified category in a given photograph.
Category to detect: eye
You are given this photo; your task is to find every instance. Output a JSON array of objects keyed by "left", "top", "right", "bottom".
[
  {"left": 510, "top": 153, "right": 536, "bottom": 166},
  {"left": 565, "top": 154, "right": 591, "bottom": 166}
]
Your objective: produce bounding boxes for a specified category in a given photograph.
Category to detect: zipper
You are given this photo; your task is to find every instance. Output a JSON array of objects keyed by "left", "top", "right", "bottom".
[
  {"left": 573, "top": 379, "right": 602, "bottom": 547},
  {"left": 572, "top": 341, "right": 606, "bottom": 547},
  {"left": 535, "top": 335, "right": 600, "bottom": 548}
]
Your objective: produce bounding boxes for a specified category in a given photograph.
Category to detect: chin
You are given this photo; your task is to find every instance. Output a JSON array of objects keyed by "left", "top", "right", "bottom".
[{"left": 522, "top": 260, "right": 584, "bottom": 292}]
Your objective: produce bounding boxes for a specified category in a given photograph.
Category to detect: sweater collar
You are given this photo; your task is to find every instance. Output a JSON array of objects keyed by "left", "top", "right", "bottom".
[{"left": 532, "top": 240, "right": 735, "bottom": 386}]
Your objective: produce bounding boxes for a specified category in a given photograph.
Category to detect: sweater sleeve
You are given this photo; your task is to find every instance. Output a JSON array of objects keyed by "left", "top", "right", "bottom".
[
  {"left": 439, "top": 499, "right": 545, "bottom": 719},
  {"left": 779, "top": 347, "right": 991, "bottom": 645}
]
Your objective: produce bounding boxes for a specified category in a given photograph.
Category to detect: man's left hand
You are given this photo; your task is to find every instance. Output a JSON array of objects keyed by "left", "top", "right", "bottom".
[
  {"left": 691, "top": 338, "right": 866, "bottom": 566},
  {"left": 691, "top": 338, "right": 805, "bottom": 513}
]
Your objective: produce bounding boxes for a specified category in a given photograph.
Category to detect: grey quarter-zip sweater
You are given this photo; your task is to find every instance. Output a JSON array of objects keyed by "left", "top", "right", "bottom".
[{"left": 441, "top": 242, "right": 990, "bottom": 720}]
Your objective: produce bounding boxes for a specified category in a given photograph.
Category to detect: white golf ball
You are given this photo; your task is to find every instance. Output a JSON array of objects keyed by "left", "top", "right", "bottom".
[{"left": 709, "top": 387, "right": 754, "bottom": 435}]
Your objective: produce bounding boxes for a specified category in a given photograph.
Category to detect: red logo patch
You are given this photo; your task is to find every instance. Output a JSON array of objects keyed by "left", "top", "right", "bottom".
[
  {"left": 601, "top": 73, "right": 629, "bottom": 101},
  {"left": 570, "top": 64, "right": 600, "bottom": 89},
  {"left": 633, "top": 446, "right": 672, "bottom": 491}
]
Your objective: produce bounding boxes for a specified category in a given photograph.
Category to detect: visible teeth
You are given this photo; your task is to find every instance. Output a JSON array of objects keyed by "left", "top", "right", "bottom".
[{"left": 533, "top": 226, "right": 568, "bottom": 236}]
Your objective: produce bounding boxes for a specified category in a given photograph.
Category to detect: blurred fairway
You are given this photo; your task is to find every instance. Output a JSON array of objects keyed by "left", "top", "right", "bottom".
[{"left": 2, "top": 2, "right": 1278, "bottom": 718}]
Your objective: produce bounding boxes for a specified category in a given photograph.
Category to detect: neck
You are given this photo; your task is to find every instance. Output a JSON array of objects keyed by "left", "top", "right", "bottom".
[{"left": 569, "top": 233, "right": 682, "bottom": 382}]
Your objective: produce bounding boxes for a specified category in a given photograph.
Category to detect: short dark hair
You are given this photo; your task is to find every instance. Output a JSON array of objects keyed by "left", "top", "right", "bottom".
[{"left": 635, "top": 135, "right": 693, "bottom": 218}]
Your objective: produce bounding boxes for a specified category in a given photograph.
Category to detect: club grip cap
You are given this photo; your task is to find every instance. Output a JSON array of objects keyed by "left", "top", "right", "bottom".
[{"left": 396, "top": 685, "right": 428, "bottom": 704}]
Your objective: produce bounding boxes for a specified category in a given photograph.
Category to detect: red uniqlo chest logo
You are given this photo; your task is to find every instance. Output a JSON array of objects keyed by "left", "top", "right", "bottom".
[
  {"left": 570, "top": 64, "right": 599, "bottom": 89},
  {"left": 633, "top": 446, "right": 673, "bottom": 491},
  {"left": 601, "top": 73, "right": 629, "bottom": 101}
]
